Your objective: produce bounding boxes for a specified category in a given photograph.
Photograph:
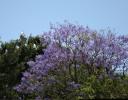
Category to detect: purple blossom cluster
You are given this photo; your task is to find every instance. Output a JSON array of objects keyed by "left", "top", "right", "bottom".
[
  {"left": 14, "top": 42, "right": 69, "bottom": 93},
  {"left": 14, "top": 22, "right": 128, "bottom": 98}
]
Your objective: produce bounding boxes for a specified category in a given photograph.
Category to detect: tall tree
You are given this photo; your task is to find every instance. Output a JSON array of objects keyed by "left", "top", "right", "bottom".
[{"left": 15, "top": 23, "right": 128, "bottom": 99}]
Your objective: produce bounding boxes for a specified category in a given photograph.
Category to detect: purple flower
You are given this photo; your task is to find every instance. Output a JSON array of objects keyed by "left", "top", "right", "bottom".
[
  {"left": 27, "top": 61, "right": 35, "bottom": 67},
  {"left": 68, "top": 81, "right": 81, "bottom": 89}
]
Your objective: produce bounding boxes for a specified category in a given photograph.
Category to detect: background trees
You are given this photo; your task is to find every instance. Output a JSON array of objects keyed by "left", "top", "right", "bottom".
[{"left": 0, "top": 34, "right": 46, "bottom": 99}]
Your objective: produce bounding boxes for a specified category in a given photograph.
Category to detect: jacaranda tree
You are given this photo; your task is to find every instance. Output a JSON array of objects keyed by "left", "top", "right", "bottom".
[{"left": 14, "top": 22, "right": 128, "bottom": 99}]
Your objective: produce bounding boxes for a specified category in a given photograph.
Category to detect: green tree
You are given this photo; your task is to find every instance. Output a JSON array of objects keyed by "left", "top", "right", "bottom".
[{"left": 0, "top": 34, "right": 46, "bottom": 99}]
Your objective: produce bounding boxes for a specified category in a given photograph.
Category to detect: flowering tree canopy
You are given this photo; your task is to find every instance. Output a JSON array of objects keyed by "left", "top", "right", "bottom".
[{"left": 14, "top": 22, "right": 128, "bottom": 99}]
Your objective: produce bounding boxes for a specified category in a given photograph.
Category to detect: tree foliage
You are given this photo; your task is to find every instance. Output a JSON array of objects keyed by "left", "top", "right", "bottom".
[
  {"left": 0, "top": 34, "right": 46, "bottom": 99},
  {"left": 14, "top": 23, "right": 128, "bottom": 99}
]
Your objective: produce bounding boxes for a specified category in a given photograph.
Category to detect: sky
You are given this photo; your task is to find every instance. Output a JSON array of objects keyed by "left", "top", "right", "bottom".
[{"left": 0, "top": 0, "right": 128, "bottom": 41}]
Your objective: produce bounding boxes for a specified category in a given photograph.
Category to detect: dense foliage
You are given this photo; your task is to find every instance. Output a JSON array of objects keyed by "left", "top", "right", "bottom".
[
  {"left": 0, "top": 34, "right": 46, "bottom": 99},
  {"left": 14, "top": 23, "right": 128, "bottom": 99}
]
